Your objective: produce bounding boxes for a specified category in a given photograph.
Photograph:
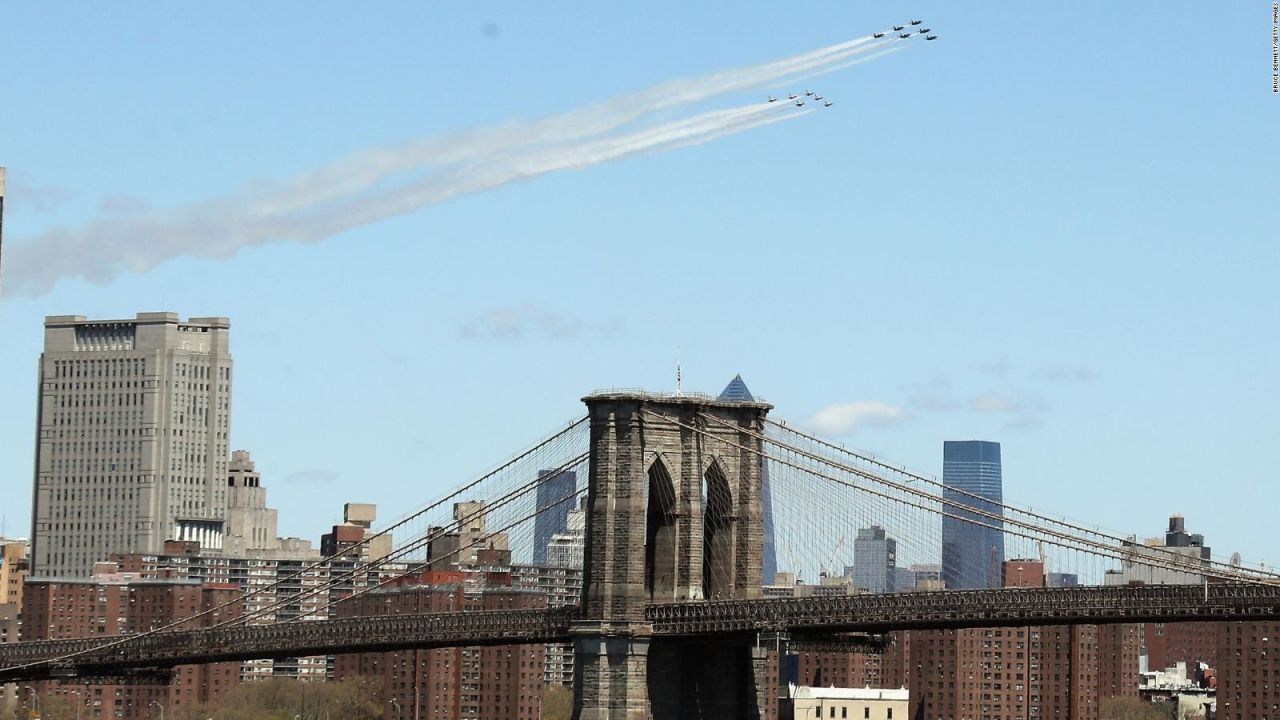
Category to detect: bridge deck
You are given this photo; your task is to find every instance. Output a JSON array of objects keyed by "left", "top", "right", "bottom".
[{"left": 5, "top": 584, "right": 1280, "bottom": 682}]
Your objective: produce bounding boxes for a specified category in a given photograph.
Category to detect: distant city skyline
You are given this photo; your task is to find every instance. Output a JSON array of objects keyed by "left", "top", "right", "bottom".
[{"left": 0, "top": 3, "right": 1275, "bottom": 568}]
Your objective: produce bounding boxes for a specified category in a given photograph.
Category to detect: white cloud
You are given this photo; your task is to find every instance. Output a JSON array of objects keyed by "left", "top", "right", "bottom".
[
  {"left": 903, "top": 375, "right": 958, "bottom": 411},
  {"left": 7, "top": 176, "right": 71, "bottom": 213},
  {"left": 457, "top": 304, "right": 585, "bottom": 341},
  {"left": 968, "top": 391, "right": 1048, "bottom": 430},
  {"left": 969, "top": 392, "right": 1019, "bottom": 414},
  {"left": 806, "top": 401, "right": 907, "bottom": 436}
]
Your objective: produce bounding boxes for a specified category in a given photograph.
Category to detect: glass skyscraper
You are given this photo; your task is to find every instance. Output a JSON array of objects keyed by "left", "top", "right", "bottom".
[{"left": 941, "top": 440, "right": 1004, "bottom": 590}]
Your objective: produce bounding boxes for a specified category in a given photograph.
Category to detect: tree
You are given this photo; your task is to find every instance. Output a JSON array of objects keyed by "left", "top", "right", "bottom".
[
  {"left": 1101, "top": 697, "right": 1176, "bottom": 720},
  {"left": 200, "top": 677, "right": 384, "bottom": 720},
  {"left": 544, "top": 685, "right": 573, "bottom": 720}
]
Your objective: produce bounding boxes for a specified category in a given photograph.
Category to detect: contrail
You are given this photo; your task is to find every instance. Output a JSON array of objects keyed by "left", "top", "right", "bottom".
[
  {"left": 250, "top": 34, "right": 897, "bottom": 217},
  {"left": 285, "top": 103, "right": 809, "bottom": 243},
  {"left": 4, "top": 31, "right": 917, "bottom": 297}
]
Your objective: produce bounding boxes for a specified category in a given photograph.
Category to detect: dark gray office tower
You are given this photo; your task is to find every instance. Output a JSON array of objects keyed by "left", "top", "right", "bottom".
[
  {"left": 941, "top": 440, "right": 1004, "bottom": 589},
  {"left": 718, "top": 375, "right": 777, "bottom": 584},
  {"left": 851, "top": 525, "right": 897, "bottom": 594},
  {"left": 533, "top": 469, "right": 578, "bottom": 564}
]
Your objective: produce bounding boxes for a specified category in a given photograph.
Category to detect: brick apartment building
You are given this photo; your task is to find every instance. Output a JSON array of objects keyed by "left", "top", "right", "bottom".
[
  {"left": 332, "top": 570, "right": 547, "bottom": 720},
  {"left": 761, "top": 559, "right": 1140, "bottom": 720},
  {"left": 19, "top": 569, "right": 242, "bottom": 719},
  {"left": 1216, "top": 620, "right": 1280, "bottom": 719}
]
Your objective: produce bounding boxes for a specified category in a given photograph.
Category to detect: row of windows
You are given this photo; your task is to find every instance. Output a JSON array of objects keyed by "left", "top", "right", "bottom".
[
  {"left": 52, "top": 357, "right": 146, "bottom": 378},
  {"left": 811, "top": 706, "right": 895, "bottom": 718}
]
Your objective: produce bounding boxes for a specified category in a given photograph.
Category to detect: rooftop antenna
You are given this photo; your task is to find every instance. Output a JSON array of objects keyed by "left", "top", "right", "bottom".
[{"left": 675, "top": 347, "right": 682, "bottom": 396}]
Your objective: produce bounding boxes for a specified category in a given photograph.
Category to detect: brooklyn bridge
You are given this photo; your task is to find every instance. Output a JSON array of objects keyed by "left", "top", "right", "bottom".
[{"left": 4, "top": 390, "right": 1279, "bottom": 718}]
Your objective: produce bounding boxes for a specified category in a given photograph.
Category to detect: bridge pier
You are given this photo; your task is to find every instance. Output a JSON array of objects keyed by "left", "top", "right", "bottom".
[
  {"left": 572, "top": 391, "right": 771, "bottom": 720},
  {"left": 573, "top": 633, "right": 652, "bottom": 720}
]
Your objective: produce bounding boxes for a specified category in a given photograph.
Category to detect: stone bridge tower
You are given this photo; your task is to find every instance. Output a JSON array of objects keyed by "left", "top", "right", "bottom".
[{"left": 572, "top": 391, "right": 771, "bottom": 720}]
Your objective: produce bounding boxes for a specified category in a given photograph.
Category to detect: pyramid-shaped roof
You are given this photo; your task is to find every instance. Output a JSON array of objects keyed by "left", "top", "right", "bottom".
[{"left": 718, "top": 374, "right": 755, "bottom": 402}]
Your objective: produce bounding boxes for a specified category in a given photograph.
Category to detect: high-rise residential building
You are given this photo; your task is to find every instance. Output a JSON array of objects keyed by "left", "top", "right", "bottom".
[
  {"left": 1217, "top": 621, "right": 1280, "bottom": 719},
  {"left": 532, "top": 469, "right": 578, "bottom": 564},
  {"left": 31, "top": 312, "right": 233, "bottom": 577},
  {"left": 1047, "top": 571, "right": 1080, "bottom": 587},
  {"left": 719, "top": 375, "right": 778, "bottom": 584},
  {"left": 0, "top": 539, "right": 28, "bottom": 606},
  {"left": 426, "top": 501, "right": 510, "bottom": 571},
  {"left": 910, "top": 563, "right": 944, "bottom": 591},
  {"left": 544, "top": 497, "right": 586, "bottom": 569},
  {"left": 850, "top": 525, "right": 897, "bottom": 594},
  {"left": 513, "top": 562, "right": 583, "bottom": 687},
  {"left": 333, "top": 575, "right": 547, "bottom": 720},
  {"left": 222, "top": 450, "right": 279, "bottom": 555},
  {"left": 112, "top": 499, "right": 401, "bottom": 682},
  {"left": 19, "top": 568, "right": 243, "bottom": 720},
  {"left": 1104, "top": 514, "right": 1211, "bottom": 586},
  {"left": 0, "top": 539, "right": 18, "bottom": 713},
  {"left": 321, "top": 502, "right": 392, "bottom": 562},
  {"left": 1102, "top": 515, "right": 1221, "bottom": 691},
  {"left": 906, "top": 560, "right": 1140, "bottom": 719},
  {"left": 941, "top": 440, "right": 1004, "bottom": 589}
]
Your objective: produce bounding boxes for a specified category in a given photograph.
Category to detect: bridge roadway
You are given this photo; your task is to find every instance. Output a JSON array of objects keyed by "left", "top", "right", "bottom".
[{"left": 5, "top": 584, "right": 1280, "bottom": 682}]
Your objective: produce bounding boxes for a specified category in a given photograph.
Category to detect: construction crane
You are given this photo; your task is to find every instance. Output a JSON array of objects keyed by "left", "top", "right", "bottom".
[{"left": 821, "top": 535, "right": 847, "bottom": 578}]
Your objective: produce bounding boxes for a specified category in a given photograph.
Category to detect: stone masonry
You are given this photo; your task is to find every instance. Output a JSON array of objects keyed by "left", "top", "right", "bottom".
[{"left": 572, "top": 391, "right": 770, "bottom": 720}]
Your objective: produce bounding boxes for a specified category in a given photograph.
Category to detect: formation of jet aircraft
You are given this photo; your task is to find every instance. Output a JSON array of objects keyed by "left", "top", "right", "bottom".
[
  {"left": 764, "top": 21, "right": 938, "bottom": 111},
  {"left": 773, "top": 89, "right": 834, "bottom": 108},
  {"left": 878, "top": 21, "right": 937, "bottom": 42}
]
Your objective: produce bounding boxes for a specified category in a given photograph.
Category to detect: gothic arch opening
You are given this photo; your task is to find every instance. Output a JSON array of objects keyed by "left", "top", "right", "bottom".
[
  {"left": 645, "top": 456, "right": 678, "bottom": 600},
  {"left": 703, "top": 460, "right": 734, "bottom": 599}
]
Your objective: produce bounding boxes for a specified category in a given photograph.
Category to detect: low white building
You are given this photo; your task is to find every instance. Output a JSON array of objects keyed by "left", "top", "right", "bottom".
[{"left": 790, "top": 684, "right": 909, "bottom": 720}]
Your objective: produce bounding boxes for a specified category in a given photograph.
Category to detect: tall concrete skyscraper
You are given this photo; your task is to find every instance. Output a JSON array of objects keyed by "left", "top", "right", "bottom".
[
  {"left": 31, "top": 313, "right": 233, "bottom": 577},
  {"left": 941, "top": 440, "right": 1004, "bottom": 590},
  {"left": 719, "top": 375, "right": 777, "bottom": 583},
  {"left": 533, "top": 469, "right": 578, "bottom": 564},
  {"left": 850, "top": 525, "right": 897, "bottom": 594}
]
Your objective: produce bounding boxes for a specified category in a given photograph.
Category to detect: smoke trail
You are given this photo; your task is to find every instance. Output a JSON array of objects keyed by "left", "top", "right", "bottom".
[
  {"left": 249, "top": 34, "right": 896, "bottom": 217},
  {"left": 284, "top": 103, "right": 808, "bottom": 242},
  {"left": 4, "top": 32, "right": 914, "bottom": 297}
]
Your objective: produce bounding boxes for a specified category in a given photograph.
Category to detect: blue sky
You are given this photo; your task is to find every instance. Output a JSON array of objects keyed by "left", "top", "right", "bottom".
[{"left": 1, "top": 3, "right": 1276, "bottom": 566}]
